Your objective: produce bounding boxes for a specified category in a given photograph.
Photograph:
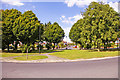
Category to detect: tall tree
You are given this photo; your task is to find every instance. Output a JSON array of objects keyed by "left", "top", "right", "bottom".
[
  {"left": 0, "top": 10, "right": 2, "bottom": 49},
  {"left": 69, "top": 2, "right": 119, "bottom": 51},
  {"left": 69, "top": 19, "right": 85, "bottom": 49},
  {"left": 13, "top": 10, "right": 40, "bottom": 53},
  {"left": 83, "top": 2, "right": 119, "bottom": 50},
  {"left": 2, "top": 9, "right": 21, "bottom": 52},
  {"left": 44, "top": 22, "right": 65, "bottom": 49}
]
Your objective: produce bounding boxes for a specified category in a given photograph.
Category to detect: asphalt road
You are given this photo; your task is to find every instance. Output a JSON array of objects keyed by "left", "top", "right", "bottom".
[{"left": 2, "top": 57, "right": 118, "bottom": 78}]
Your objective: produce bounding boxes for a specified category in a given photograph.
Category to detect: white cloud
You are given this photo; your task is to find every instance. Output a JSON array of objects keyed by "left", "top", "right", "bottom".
[
  {"left": 64, "top": 0, "right": 98, "bottom": 7},
  {"left": 60, "top": 14, "right": 83, "bottom": 43},
  {"left": 61, "top": 15, "right": 65, "bottom": 18},
  {"left": 64, "top": 0, "right": 118, "bottom": 12},
  {"left": 100, "top": 0, "right": 107, "bottom": 3},
  {"left": 25, "top": 9, "right": 31, "bottom": 11},
  {"left": 60, "top": 14, "right": 83, "bottom": 24},
  {"left": 61, "top": 14, "right": 83, "bottom": 43},
  {"left": 1, "top": 0, "right": 24, "bottom": 6},
  {"left": 63, "top": 27, "right": 72, "bottom": 43},
  {"left": 108, "top": 2, "right": 118, "bottom": 12}
]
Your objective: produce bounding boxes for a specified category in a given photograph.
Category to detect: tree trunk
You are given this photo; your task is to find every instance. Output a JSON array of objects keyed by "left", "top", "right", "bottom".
[
  {"left": 94, "top": 45, "right": 95, "bottom": 49},
  {"left": 32, "top": 42, "right": 35, "bottom": 50},
  {"left": 97, "top": 42, "right": 100, "bottom": 52},
  {"left": 98, "top": 46, "right": 100, "bottom": 52},
  {"left": 104, "top": 42, "right": 107, "bottom": 50},
  {"left": 94, "top": 43, "right": 95, "bottom": 49},
  {"left": 76, "top": 42, "right": 77, "bottom": 46},
  {"left": 15, "top": 41, "right": 18, "bottom": 50},
  {"left": 106, "top": 41, "right": 109, "bottom": 49},
  {"left": 53, "top": 43, "right": 55, "bottom": 50},
  {"left": 26, "top": 48, "right": 28, "bottom": 59},
  {"left": 7, "top": 43, "right": 9, "bottom": 52},
  {"left": 13, "top": 41, "right": 18, "bottom": 52}
]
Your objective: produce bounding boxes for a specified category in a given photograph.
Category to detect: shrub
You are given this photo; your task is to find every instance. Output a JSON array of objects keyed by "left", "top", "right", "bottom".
[
  {"left": 58, "top": 42, "right": 64, "bottom": 48},
  {"left": 45, "top": 43, "right": 51, "bottom": 50},
  {"left": 37, "top": 44, "right": 43, "bottom": 50},
  {"left": 20, "top": 44, "right": 27, "bottom": 53},
  {"left": 20, "top": 44, "right": 33, "bottom": 53}
]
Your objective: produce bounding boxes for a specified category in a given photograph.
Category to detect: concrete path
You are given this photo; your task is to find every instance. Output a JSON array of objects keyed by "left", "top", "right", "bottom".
[
  {"left": 40, "top": 53, "right": 70, "bottom": 62},
  {"left": 0, "top": 51, "right": 70, "bottom": 63},
  {"left": 0, "top": 50, "right": 119, "bottom": 63}
]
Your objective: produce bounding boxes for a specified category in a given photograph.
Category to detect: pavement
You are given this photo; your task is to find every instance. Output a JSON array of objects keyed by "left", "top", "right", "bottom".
[
  {"left": 2, "top": 57, "right": 118, "bottom": 78},
  {"left": 0, "top": 52, "right": 119, "bottom": 63}
]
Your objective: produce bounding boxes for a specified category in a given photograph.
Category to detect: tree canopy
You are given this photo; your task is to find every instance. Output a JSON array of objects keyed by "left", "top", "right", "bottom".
[
  {"left": 13, "top": 10, "right": 40, "bottom": 46},
  {"left": 69, "top": 2, "right": 120, "bottom": 50},
  {"left": 44, "top": 22, "right": 65, "bottom": 49},
  {"left": 2, "top": 9, "right": 21, "bottom": 51}
]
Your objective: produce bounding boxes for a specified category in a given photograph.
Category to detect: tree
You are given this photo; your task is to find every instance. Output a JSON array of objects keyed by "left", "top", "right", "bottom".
[
  {"left": 13, "top": 10, "right": 40, "bottom": 53},
  {"left": 69, "top": 19, "right": 85, "bottom": 49},
  {"left": 69, "top": 2, "right": 119, "bottom": 51},
  {"left": 44, "top": 22, "right": 65, "bottom": 50},
  {"left": 0, "top": 10, "right": 2, "bottom": 49},
  {"left": 83, "top": 2, "right": 119, "bottom": 51},
  {"left": 2, "top": 9, "right": 21, "bottom": 52}
]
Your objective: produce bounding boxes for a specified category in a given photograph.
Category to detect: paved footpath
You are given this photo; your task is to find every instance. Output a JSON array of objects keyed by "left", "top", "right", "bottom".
[
  {"left": 0, "top": 51, "right": 119, "bottom": 63},
  {"left": 0, "top": 52, "right": 70, "bottom": 63}
]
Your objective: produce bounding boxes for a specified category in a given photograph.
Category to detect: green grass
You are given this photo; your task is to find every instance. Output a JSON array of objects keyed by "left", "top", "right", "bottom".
[
  {"left": 14, "top": 55, "right": 48, "bottom": 61},
  {"left": 0, "top": 49, "right": 57, "bottom": 57},
  {"left": 31, "top": 49, "right": 57, "bottom": 53},
  {"left": 2, "top": 49, "right": 56, "bottom": 53},
  {"left": 0, "top": 52, "right": 48, "bottom": 57},
  {"left": 0, "top": 53, "right": 24, "bottom": 57},
  {"left": 50, "top": 50, "right": 120, "bottom": 60}
]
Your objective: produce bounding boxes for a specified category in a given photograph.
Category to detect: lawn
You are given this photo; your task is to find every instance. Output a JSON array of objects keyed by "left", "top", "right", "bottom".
[
  {"left": 31, "top": 49, "right": 57, "bottom": 53},
  {"left": 50, "top": 50, "right": 120, "bottom": 60},
  {"left": 0, "top": 52, "right": 44, "bottom": 57},
  {"left": 0, "top": 49, "right": 56, "bottom": 57},
  {"left": 0, "top": 53, "right": 25, "bottom": 57},
  {"left": 14, "top": 55, "right": 48, "bottom": 61}
]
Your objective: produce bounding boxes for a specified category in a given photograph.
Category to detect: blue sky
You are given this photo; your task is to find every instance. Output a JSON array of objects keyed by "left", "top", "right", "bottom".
[{"left": 1, "top": 0, "right": 119, "bottom": 42}]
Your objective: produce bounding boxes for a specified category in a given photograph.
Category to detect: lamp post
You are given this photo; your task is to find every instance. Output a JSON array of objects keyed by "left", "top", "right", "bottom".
[
  {"left": 66, "top": 36, "right": 67, "bottom": 50},
  {"left": 39, "top": 23, "right": 43, "bottom": 54},
  {"left": 118, "top": 38, "right": 120, "bottom": 49}
]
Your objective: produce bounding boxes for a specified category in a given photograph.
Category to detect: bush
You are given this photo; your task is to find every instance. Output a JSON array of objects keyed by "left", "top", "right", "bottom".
[
  {"left": 45, "top": 43, "right": 51, "bottom": 50},
  {"left": 78, "top": 44, "right": 82, "bottom": 49},
  {"left": 37, "top": 44, "right": 43, "bottom": 50},
  {"left": 107, "top": 43, "right": 111, "bottom": 47},
  {"left": 20, "top": 44, "right": 33, "bottom": 53},
  {"left": 20, "top": 44, "right": 27, "bottom": 53},
  {"left": 58, "top": 42, "right": 64, "bottom": 48}
]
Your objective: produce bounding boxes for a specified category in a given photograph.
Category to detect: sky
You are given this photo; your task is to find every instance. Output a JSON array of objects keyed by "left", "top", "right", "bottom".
[{"left": 0, "top": 0, "right": 120, "bottom": 43}]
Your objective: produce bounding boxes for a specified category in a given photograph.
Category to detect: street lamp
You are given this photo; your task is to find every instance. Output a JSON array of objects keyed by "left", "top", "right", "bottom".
[{"left": 39, "top": 23, "right": 43, "bottom": 54}]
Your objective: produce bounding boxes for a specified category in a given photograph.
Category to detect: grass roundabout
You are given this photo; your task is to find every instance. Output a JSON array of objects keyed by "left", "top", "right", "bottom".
[
  {"left": 13, "top": 55, "right": 48, "bottom": 61},
  {"left": 50, "top": 50, "right": 119, "bottom": 60}
]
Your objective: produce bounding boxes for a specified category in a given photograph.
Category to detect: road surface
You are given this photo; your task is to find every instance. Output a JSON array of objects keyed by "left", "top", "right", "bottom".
[{"left": 2, "top": 57, "right": 118, "bottom": 78}]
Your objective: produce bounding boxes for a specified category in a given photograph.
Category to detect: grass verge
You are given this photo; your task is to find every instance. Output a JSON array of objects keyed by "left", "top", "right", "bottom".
[
  {"left": 0, "top": 49, "right": 57, "bottom": 57},
  {"left": 0, "top": 53, "right": 24, "bottom": 57},
  {"left": 13, "top": 55, "right": 48, "bottom": 61},
  {"left": 50, "top": 50, "right": 120, "bottom": 60},
  {"left": 31, "top": 49, "right": 57, "bottom": 53}
]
